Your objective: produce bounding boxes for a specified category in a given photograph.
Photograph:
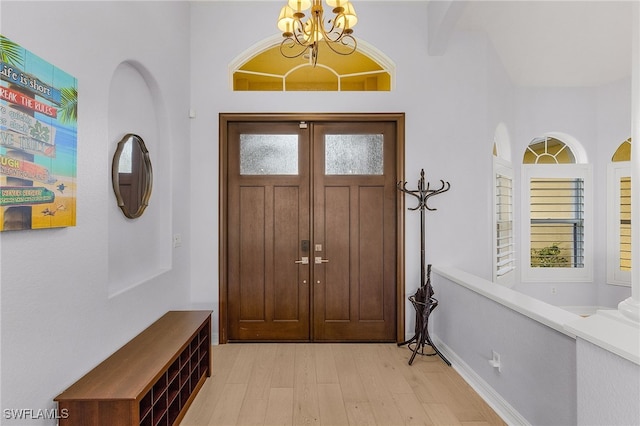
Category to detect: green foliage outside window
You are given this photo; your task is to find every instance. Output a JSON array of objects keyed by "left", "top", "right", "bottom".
[{"left": 531, "top": 243, "right": 569, "bottom": 267}]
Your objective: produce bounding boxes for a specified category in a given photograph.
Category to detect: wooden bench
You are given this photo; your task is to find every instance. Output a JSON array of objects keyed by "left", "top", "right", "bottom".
[{"left": 55, "top": 310, "right": 212, "bottom": 426}]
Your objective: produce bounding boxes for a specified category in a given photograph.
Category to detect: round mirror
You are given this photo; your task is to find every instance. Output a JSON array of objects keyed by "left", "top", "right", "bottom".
[{"left": 111, "top": 133, "right": 153, "bottom": 219}]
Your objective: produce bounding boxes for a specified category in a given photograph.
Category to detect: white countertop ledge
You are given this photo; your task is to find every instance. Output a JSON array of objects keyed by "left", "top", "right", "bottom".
[
  {"left": 565, "top": 310, "right": 640, "bottom": 365},
  {"left": 433, "top": 265, "right": 580, "bottom": 338},
  {"left": 432, "top": 265, "right": 640, "bottom": 366}
]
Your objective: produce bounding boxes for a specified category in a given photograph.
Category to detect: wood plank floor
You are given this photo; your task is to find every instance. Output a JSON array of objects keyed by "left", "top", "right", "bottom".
[{"left": 181, "top": 343, "right": 505, "bottom": 426}]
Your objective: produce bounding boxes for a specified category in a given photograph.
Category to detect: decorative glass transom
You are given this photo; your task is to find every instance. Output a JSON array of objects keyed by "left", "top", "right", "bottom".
[{"left": 232, "top": 42, "right": 392, "bottom": 91}]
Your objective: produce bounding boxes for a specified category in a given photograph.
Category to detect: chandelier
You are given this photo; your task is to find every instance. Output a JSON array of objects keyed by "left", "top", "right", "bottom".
[{"left": 277, "top": 0, "right": 358, "bottom": 66}]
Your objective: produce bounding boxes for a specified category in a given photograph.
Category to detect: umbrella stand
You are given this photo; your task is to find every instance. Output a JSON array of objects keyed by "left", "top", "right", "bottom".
[{"left": 397, "top": 169, "right": 451, "bottom": 366}]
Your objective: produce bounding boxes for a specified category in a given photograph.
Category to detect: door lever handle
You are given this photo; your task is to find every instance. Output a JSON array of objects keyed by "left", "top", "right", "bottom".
[
  {"left": 294, "top": 257, "right": 309, "bottom": 264},
  {"left": 315, "top": 256, "right": 329, "bottom": 264}
]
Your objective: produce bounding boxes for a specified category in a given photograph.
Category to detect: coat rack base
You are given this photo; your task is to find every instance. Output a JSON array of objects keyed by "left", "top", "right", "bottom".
[{"left": 398, "top": 295, "right": 451, "bottom": 366}]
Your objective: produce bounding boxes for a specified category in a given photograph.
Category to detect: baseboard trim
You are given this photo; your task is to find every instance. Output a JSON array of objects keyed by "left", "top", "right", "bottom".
[{"left": 432, "top": 335, "right": 530, "bottom": 426}]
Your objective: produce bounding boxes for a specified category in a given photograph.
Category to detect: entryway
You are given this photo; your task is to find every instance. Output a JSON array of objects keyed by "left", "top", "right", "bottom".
[{"left": 219, "top": 113, "right": 405, "bottom": 343}]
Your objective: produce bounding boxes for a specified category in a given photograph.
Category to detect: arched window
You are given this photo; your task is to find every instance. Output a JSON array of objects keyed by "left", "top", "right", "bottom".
[
  {"left": 523, "top": 136, "right": 575, "bottom": 164},
  {"left": 230, "top": 37, "right": 394, "bottom": 91},
  {"left": 493, "top": 124, "right": 514, "bottom": 286},
  {"left": 607, "top": 138, "right": 631, "bottom": 286},
  {"left": 521, "top": 135, "right": 592, "bottom": 282}
]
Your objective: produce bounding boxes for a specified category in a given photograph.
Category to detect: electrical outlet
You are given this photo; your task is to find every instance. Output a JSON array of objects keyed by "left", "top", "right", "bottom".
[
  {"left": 173, "top": 234, "right": 182, "bottom": 248},
  {"left": 489, "top": 350, "right": 502, "bottom": 372},
  {"left": 551, "top": 287, "right": 557, "bottom": 294}
]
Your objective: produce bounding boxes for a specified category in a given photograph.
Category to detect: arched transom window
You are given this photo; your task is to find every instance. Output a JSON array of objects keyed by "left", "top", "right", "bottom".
[
  {"left": 523, "top": 136, "right": 575, "bottom": 164},
  {"left": 231, "top": 39, "right": 393, "bottom": 91}
]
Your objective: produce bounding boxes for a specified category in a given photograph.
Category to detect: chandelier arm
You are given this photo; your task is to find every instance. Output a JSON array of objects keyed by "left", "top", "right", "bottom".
[
  {"left": 280, "top": 37, "right": 311, "bottom": 59},
  {"left": 318, "top": 9, "right": 351, "bottom": 43},
  {"left": 318, "top": 25, "right": 340, "bottom": 43},
  {"left": 312, "top": 7, "right": 356, "bottom": 53},
  {"left": 324, "top": 9, "right": 345, "bottom": 36},
  {"left": 322, "top": 33, "right": 357, "bottom": 56},
  {"left": 292, "top": 17, "right": 314, "bottom": 46}
]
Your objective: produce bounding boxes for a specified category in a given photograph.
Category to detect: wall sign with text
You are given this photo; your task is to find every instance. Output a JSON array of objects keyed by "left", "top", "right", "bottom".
[{"left": 0, "top": 34, "right": 77, "bottom": 231}]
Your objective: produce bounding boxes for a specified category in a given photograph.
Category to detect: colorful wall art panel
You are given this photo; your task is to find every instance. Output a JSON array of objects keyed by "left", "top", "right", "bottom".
[{"left": 0, "top": 35, "right": 77, "bottom": 231}]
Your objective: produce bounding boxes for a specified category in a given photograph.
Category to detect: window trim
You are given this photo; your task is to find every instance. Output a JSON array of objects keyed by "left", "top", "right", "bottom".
[
  {"left": 607, "top": 161, "right": 631, "bottom": 287},
  {"left": 521, "top": 164, "right": 593, "bottom": 282}
]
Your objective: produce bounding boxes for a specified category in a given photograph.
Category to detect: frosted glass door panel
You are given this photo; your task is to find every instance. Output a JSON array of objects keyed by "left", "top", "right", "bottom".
[
  {"left": 325, "top": 134, "right": 383, "bottom": 175},
  {"left": 240, "top": 134, "right": 298, "bottom": 175}
]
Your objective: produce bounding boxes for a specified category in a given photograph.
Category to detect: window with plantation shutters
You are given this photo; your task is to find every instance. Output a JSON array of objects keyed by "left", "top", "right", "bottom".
[
  {"left": 496, "top": 174, "right": 514, "bottom": 274},
  {"left": 521, "top": 136, "right": 592, "bottom": 282},
  {"left": 529, "top": 177, "right": 584, "bottom": 268},
  {"left": 493, "top": 127, "right": 514, "bottom": 286},
  {"left": 620, "top": 176, "right": 632, "bottom": 270},
  {"left": 607, "top": 138, "right": 631, "bottom": 286},
  {"left": 494, "top": 158, "right": 514, "bottom": 284}
]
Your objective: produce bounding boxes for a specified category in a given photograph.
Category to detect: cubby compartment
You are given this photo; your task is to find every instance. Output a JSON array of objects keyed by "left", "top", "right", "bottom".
[
  {"left": 140, "top": 390, "right": 153, "bottom": 424},
  {"left": 55, "top": 311, "right": 212, "bottom": 426},
  {"left": 168, "top": 358, "right": 180, "bottom": 383}
]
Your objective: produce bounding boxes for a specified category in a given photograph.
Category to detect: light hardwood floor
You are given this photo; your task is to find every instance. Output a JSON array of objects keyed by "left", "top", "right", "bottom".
[{"left": 181, "top": 343, "right": 505, "bottom": 426}]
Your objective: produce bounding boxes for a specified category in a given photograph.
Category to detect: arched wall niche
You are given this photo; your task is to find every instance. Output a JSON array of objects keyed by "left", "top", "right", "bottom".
[{"left": 107, "top": 60, "right": 172, "bottom": 297}]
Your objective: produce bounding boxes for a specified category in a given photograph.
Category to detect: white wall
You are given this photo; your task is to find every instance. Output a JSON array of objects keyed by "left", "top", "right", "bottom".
[
  {"left": 433, "top": 269, "right": 579, "bottom": 425},
  {"left": 189, "top": 1, "right": 632, "bottom": 340},
  {"left": 513, "top": 86, "right": 599, "bottom": 306},
  {"left": 576, "top": 338, "right": 640, "bottom": 425},
  {"left": 0, "top": 1, "right": 193, "bottom": 423},
  {"left": 512, "top": 81, "right": 632, "bottom": 307},
  {"left": 0, "top": 0, "right": 634, "bottom": 422},
  {"left": 596, "top": 78, "right": 635, "bottom": 307},
  {"left": 189, "top": 1, "right": 508, "bottom": 343},
  {"left": 434, "top": 266, "right": 640, "bottom": 426}
]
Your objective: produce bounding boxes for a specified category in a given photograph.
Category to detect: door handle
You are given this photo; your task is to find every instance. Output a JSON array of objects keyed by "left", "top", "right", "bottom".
[
  {"left": 315, "top": 256, "right": 329, "bottom": 264},
  {"left": 294, "top": 257, "right": 309, "bottom": 264}
]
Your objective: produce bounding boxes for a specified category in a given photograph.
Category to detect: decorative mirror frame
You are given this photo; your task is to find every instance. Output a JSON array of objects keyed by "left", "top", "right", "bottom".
[{"left": 111, "top": 133, "right": 153, "bottom": 219}]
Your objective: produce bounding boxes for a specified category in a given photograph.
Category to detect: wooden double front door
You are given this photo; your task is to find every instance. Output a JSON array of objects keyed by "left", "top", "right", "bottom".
[{"left": 221, "top": 114, "right": 403, "bottom": 342}]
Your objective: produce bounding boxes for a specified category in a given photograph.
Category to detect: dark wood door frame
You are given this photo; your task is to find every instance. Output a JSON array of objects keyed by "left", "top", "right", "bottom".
[{"left": 218, "top": 113, "right": 405, "bottom": 344}]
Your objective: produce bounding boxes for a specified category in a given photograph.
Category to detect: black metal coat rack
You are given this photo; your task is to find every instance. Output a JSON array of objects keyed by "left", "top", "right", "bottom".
[{"left": 397, "top": 169, "right": 451, "bottom": 366}]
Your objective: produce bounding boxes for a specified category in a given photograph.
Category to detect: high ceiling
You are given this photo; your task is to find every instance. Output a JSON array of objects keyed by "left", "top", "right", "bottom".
[
  {"left": 228, "top": 0, "right": 634, "bottom": 88},
  {"left": 454, "top": 1, "right": 634, "bottom": 87}
]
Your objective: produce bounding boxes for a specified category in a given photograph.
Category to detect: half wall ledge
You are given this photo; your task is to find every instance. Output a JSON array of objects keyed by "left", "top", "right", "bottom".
[
  {"left": 565, "top": 309, "right": 640, "bottom": 366},
  {"left": 432, "top": 265, "right": 639, "bottom": 366},
  {"left": 432, "top": 265, "right": 579, "bottom": 337}
]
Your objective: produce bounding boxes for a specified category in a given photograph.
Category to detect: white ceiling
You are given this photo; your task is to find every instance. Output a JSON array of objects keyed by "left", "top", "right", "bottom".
[{"left": 454, "top": 1, "right": 634, "bottom": 87}]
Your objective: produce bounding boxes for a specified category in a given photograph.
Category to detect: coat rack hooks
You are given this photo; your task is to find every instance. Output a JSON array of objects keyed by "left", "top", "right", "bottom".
[
  {"left": 397, "top": 169, "right": 451, "bottom": 366},
  {"left": 397, "top": 169, "right": 451, "bottom": 213},
  {"left": 397, "top": 169, "right": 451, "bottom": 289}
]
